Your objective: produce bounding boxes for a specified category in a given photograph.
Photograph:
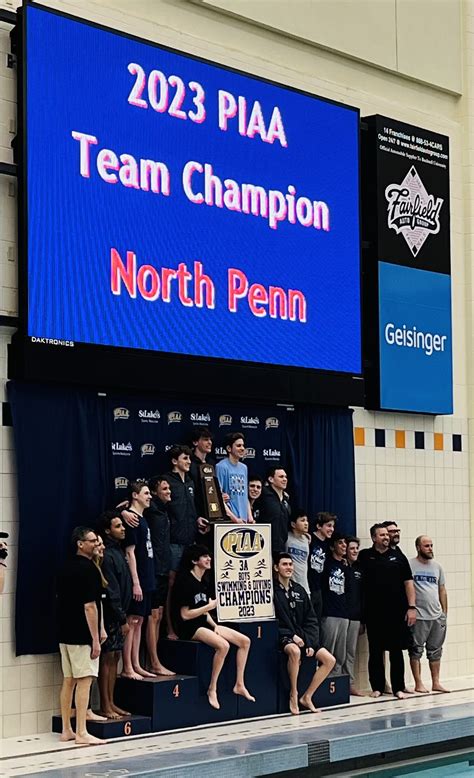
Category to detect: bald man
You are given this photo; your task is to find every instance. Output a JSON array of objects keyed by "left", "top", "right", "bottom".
[{"left": 409, "top": 536, "right": 449, "bottom": 693}]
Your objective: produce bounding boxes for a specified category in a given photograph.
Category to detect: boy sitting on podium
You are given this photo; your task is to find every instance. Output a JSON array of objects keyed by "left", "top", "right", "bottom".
[{"left": 274, "top": 553, "right": 335, "bottom": 715}]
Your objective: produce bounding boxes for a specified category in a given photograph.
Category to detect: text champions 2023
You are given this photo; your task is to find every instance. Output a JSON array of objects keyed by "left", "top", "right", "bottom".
[{"left": 69, "top": 60, "right": 334, "bottom": 321}]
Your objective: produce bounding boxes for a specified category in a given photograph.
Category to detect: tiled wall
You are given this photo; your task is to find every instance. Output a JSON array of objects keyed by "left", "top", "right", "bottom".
[
  {"left": 0, "top": 0, "right": 472, "bottom": 739},
  {"left": 352, "top": 408, "right": 473, "bottom": 687}
]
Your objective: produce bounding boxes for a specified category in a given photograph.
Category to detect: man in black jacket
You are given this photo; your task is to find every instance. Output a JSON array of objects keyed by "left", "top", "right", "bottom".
[
  {"left": 97, "top": 511, "right": 132, "bottom": 718},
  {"left": 274, "top": 553, "right": 335, "bottom": 715},
  {"left": 255, "top": 466, "right": 291, "bottom": 556}
]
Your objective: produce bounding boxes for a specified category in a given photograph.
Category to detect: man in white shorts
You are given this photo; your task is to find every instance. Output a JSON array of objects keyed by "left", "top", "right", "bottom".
[{"left": 57, "top": 526, "right": 107, "bottom": 745}]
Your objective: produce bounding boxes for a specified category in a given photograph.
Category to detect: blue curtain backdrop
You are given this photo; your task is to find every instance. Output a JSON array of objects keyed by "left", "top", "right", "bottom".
[{"left": 8, "top": 380, "right": 355, "bottom": 656}]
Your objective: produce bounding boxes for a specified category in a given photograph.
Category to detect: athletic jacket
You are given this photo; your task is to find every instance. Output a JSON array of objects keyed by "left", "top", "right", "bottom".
[
  {"left": 166, "top": 471, "right": 198, "bottom": 546},
  {"left": 102, "top": 538, "right": 132, "bottom": 626},
  {"left": 274, "top": 580, "right": 320, "bottom": 650},
  {"left": 145, "top": 497, "right": 171, "bottom": 576}
]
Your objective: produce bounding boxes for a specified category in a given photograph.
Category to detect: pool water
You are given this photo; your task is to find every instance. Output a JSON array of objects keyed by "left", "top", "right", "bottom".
[{"left": 370, "top": 752, "right": 474, "bottom": 777}]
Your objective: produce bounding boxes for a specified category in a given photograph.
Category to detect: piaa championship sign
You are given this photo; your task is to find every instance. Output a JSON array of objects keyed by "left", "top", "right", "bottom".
[{"left": 214, "top": 525, "right": 274, "bottom": 622}]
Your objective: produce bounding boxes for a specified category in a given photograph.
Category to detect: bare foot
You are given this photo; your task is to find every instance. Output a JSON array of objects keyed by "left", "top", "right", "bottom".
[
  {"left": 100, "top": 709, "right": 121, "bottom": 720},
  {"left": 403, "top": 688, "right": 415, "bottom": 694},
  {"left": 111, "top": 704, "right": 131, "bottom": 716},
  {"left": 75, "top": 733, "right": 108, "bottom": 746},
  {"left": 350, "top": 687, "right": 366, "bottom": 697},
  {"left": 432, "top": 684, "right": 450, "bottom": 692},
  {"left": 299, "top": 694, "right": 320, "bottom": 713},
  {"left": 60, "top": 730, "right": 75, "bottom": 742},
  {"left": 415, "top": 684, "right": 429, "bottom": 693},
  {"left": 86, "top": 710, "right": 107, "bottom": 722},
  {"left": 370, "top": 690, "right": 382, "bottom": 698},
  {"left": 167, "top": 633, "right": 179, "bottom": 641},
  {"left": 289, "top": 693, "right": 300, "bottom": 715},
  {"left": 233, "top": 684, "right": 255, "bottom": 702},
  {"left": 134, "top": 666, "right": 157, "bottom": 678},
  {"left": 395, "top": 691, "right": 408, "bottom": 699},
  {"left": 120, "top": 670, "right": 143, "bottom": 681},
  {"left": 207, "top": 689, "right": 220, "bottom": 710},
  {"left": 151, "top": 665, "right": 175, "bottom": 676}
]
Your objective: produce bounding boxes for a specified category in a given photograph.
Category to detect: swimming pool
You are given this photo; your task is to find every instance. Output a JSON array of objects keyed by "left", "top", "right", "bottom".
[{"left": 366, "top": 750, "right": 474, "bottom": 777}]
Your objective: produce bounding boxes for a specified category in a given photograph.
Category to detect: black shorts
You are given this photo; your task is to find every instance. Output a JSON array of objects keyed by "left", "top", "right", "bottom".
[
  {"left": 102, "top": 621, "right": 125, "bottom": 653},
  {"left": 151, "top": 576, "right": 169, "bottom": 609},
  {"left": 127, "top": 591, "right": 152, "bottom": 618}
]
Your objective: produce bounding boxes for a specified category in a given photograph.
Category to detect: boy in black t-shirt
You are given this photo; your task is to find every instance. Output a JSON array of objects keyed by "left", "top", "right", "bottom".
[
  {"left": 122, "top": 480, "right": 157, "bottom": 680},
  {"left": 321, "top": 533, "right": 349, "bottom": 676},
  {"left": 57, "top": 526, "right": 106, "bottom": 745},
  {"left": 344, "top": 535, "right": 364, "bottom": 696},
  {"left": 308, "top": 512, "right": 336, "bottom": 623},
  {"left": 171, "top": 544, "right": 255, "bottom": 710}
]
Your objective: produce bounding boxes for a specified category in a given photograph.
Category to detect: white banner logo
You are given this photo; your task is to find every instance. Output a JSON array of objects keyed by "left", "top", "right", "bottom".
[{"left": 385, "top": 166, "right": 443, "bottom": 257}]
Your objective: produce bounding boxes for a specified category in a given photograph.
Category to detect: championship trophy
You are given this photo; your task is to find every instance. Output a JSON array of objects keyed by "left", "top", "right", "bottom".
[{"left": 199, "top": 464, "right": 227, "bottom": 521}]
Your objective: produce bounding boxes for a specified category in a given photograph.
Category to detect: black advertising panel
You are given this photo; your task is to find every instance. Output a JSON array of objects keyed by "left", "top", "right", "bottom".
[
  {"left": 371, "top": 115, "right": 450, "bottom": 273},
  {"left": 362, "top": 115, "right": 452, "bottom": 414}
]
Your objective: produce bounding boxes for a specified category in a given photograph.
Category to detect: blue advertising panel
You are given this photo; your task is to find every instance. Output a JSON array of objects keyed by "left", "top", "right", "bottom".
[
  {"left": 379, "top": 262, "right": 452, "bottom": 413},
  {"left": 24, "top": 5, "right": 361, "bottom": 374}
]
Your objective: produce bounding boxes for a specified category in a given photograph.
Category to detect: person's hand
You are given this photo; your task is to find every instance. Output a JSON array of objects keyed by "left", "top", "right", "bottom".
[
  {"left": 207, "top": 598, "right": 217, "bottom": 612},
  {"left": 248, "top": 517, "right": 256, "bottom": 524},
  {"left": 306, "top": 647, "right": 315, "bottom": 657},
  {"left": 222, "top": 492, "right": 230, "bottom": 503},
  {"left": 232, "top": 518, "right": 245, "bottom": 524},
  {"left": 197, "top": 517, "right": 210, "bottom": 534},
  {"left": 406, "top": 608, "right": 416, "bottom": 627},
  {"left": 122, "top": 510, "right": 139, "bottom": 528},
  {"left": 91, "top": 640, "right": 101, "bottom": 660},
  {"left": 121, "top": 623, "right": 130, "bottom": 636},
  {"left": 100, "top": 630, "right": 107, "bottom": 644},
  {"left": 293, "top": 634, "right": 304, "bottom": 647},
  {"left": 132, "top": 583, "right": 143, "bottom": 601}
]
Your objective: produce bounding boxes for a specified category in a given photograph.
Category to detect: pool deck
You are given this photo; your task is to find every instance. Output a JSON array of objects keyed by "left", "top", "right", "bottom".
[{"left": 0, "top": 676, "right": 473, "bottom": 777}]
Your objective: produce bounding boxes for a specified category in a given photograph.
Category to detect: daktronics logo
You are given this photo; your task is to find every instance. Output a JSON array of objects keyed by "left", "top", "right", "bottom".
[
  {"left": 265, "top": 417, "right": 279, "bottom": 430},
  {"left": 167, "top": 411, "right": 182, "bottom": 424},
  {"left": 111, "top": 441, "right": 133, "bottom": 455},
  {"left": 141, "top": 443, "right": 155, "bottom": 457},
  {"left": 113, "top": 407, "right": 129, "bottom": 421},
  {"left": 263, "top": 448, "right": 280, "bottom": 460},
  {"left": 138, "top": 409, "right": 160, "bottom": 422},
  {"left": 241, "top": 416, "right": 259, "bottom": 428},
  {"left": 115, "top": 476, "right": 128, "bottom": 489},
  {"left": 385, "top": 166, "right": 443, "bottom": 257},
  {"left": 190, "top": 412, "right": 211, "bottom": 424},
  {"left": 219, "top": 414, "right": 232, "bottom": 427}
]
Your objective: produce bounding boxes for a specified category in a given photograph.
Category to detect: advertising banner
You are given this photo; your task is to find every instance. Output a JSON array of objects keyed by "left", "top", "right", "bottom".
[
  {"left": 362, "top": 114, "right": 452, "bottom": 414},
  {"left": 214, "top": 524, "right": 274, "bottom": 622},
  {"left": 378, "top": 262, "right": 453, "bottom": 413}
]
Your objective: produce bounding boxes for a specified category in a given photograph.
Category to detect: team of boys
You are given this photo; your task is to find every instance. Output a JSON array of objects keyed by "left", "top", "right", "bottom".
[{"left": 56, "top": 428, "right": 448, "bottom": 745}]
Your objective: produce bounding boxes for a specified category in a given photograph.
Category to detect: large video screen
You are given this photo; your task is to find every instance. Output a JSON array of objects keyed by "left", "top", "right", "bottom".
[{"left": 21, "top": 5, "right": 361, "bottom": 392}]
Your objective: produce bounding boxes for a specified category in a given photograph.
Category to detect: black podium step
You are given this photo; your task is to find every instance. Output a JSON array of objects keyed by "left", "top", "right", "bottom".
[
  {"left": 51, "top": 713, "right": 151, "bottom": 738},
  {"left": 115, "top": 674, "right": 200, "bottom": 731},
  {"left": 277, "top": 654, "right": 350, "bottom": 713}
]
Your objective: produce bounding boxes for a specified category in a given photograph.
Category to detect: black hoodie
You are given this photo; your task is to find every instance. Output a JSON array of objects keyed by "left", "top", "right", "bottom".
[{"left": 166, "top": 470, "right": 198, "bottom": 546}]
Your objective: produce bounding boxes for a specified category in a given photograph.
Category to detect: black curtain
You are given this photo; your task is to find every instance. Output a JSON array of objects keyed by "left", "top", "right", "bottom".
[
  {"left": 285, "top": 406, "right": 355, "bottom": 535},
  {"left": 8, "top": 381, "right": 109, "bottom": 655},
  {"left": 8, "top": 380, "right": 355, "bottom": 655}
]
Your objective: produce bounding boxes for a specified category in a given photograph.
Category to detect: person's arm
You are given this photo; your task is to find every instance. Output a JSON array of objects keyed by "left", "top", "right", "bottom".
[
  {"left": 126, "top": 545, "right": 143, "bottom": 601},
  {"left": 302, "top": 593, "right": 319, "bottom": 650},
  {"left": 180, "top": 598, "right": 217, "bottom": 621},
  {"left": 84, "top": 601, "right": 101, "bottom": 659},
  {"left": 404, "top": 579, "right": 416, "bottom": 626},
  {"left": 99, "top": 601, "right": 107, "bottom": 643},
  {"left": 101, "top": 556, "right": 126, "bottom": 624},
  {"left": 247, "top": 499, "right": 255, "bottom": 523},
  {"left": 439, "top": 583, "right": 448, "bottom": 615}
]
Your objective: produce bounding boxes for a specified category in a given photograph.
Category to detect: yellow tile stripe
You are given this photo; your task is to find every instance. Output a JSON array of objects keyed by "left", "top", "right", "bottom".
[
  {"left": 354, "top": 427, "right": 365, "bottom": 446},
  {"left": 395, "top": 430, "right": 405, "bottom": 448}
]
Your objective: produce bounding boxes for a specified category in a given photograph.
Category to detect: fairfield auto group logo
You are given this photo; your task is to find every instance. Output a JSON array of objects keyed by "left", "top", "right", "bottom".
[{"left": 385, "top": 166, "right": 444, "bottom": 257}]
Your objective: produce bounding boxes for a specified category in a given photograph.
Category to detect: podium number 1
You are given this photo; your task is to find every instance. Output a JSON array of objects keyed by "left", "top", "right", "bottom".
[{"left": 257, "top": 626, "right": 262, "bottom": 639}]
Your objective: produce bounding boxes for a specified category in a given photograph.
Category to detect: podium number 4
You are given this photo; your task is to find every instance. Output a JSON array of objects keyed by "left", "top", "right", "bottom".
[{"left": 173, "top": 684, "right": 180, "bottom": 698}]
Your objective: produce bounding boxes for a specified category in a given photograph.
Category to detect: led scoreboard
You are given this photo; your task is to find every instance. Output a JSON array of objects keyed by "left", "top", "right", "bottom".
[{"left": 16, "top": 4, "right": 363, "bottom": 403}]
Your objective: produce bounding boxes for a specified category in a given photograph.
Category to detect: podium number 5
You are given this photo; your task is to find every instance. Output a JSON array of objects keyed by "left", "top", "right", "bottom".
[{"left": 329, "top": 681, "right": 336, "bottom": 694}]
